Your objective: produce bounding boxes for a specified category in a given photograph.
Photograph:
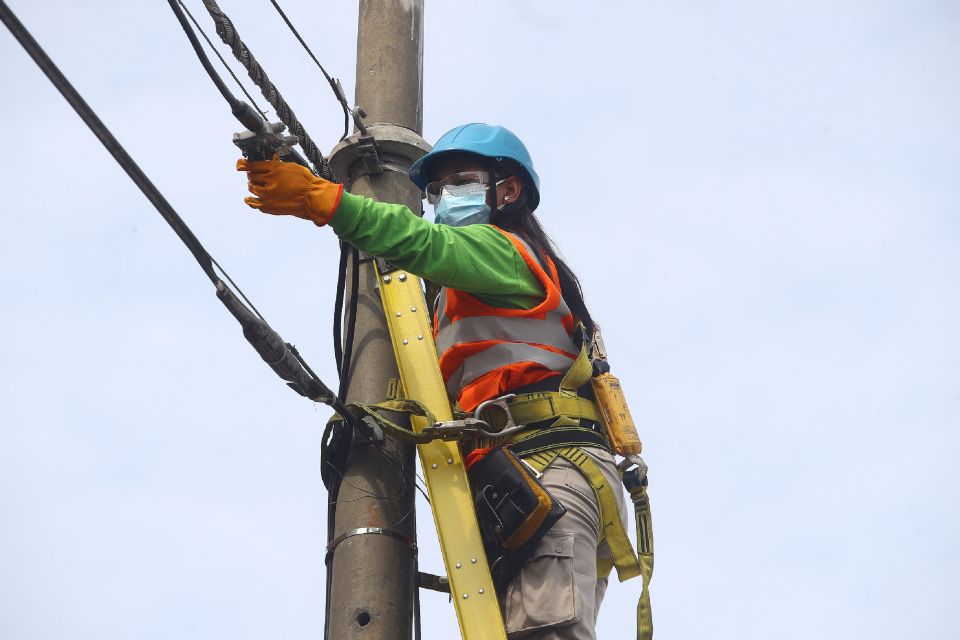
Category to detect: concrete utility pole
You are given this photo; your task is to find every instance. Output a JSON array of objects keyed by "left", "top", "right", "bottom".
[{"left": 326, "top": 1, "right": 428, "bottom": 638}]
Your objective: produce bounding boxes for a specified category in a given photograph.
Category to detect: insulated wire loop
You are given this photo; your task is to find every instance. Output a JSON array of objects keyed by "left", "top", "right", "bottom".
[
  {"left": 268, "top": 0, "right": 351, "bottom": 141},
  {"left": 177, "top": 0, "right": 268, "bottom": 119},
  {"left": 200, "top": 0, "right": 338, "bottom": 181}
]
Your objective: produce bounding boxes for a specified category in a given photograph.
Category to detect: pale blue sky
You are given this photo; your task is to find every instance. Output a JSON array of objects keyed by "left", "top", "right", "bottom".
[{"left": 2, "top": 1, "right": 958, "bottom": 638}]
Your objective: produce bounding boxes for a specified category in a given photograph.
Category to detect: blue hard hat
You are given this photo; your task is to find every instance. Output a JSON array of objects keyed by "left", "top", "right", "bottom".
[{"left": 409, "top": 123, "right": 541, "bottom": 210}]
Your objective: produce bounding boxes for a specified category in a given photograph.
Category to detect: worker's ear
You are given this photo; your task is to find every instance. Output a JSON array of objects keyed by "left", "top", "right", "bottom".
[{"left": 499, "top": 175, "right": 523, "bottom": 207}]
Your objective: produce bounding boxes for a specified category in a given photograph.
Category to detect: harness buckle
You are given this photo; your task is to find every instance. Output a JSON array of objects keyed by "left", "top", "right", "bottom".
[
  {"left": 474, "top": 393, "right": 519, "bottom": 434},
  {"left": 420, "top": 417, "right": 490, "bottom": 441},
  {"left": 421, "top": 394, "right": 525, "bottom": 442},
  {"left": 618, "top": 454, "right": 649, "bottom": 494}
]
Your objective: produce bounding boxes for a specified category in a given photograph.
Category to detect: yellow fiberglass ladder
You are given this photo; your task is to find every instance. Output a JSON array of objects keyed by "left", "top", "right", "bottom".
[{"left": 374, "top": 261, "right": 507, "bottom": 640}]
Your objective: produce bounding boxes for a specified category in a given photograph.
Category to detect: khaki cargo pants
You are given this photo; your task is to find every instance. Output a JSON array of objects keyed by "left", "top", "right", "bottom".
[{"left": 500, "top": 447, "right": 627, "bottom": 640}]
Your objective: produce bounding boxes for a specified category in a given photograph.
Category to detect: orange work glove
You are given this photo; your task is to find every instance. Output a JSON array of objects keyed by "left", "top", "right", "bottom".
[{"left": 237, "top": 158, "right": 343, "bottom": 226}]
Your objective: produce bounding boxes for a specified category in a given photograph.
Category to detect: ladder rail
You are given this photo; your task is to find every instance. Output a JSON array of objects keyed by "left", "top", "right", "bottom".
[{"left": 375, "top": 264, "right": 507, "bottom": 640}]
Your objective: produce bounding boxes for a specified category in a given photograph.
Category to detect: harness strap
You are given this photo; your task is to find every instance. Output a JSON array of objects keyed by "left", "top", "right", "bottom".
[
  {"left": 329, "top": 398, "right": 439, "bottom": 444},
  {"left": 518, "top": 445, "right": 641, "bottom": 583},
  {"left": 500, "top": 337, "right": 600, "bottom": 428},
  {"left": 558, "top": 334, "right": 594, "bottom": 396},
  {"left": 515, "top": 435, "right": 654, "bottom": 640},
  {"left": 624, "top": 471, "right": 654, "bottom": 640},
  {"left": 505, "top": 392, "right": 601, "bottom": 426},
  {"left": 509, "top": 426, "right": 609, "bottom": 458},
  {"left": 344, "top": 397, "right": 656, "bottom": 638}
]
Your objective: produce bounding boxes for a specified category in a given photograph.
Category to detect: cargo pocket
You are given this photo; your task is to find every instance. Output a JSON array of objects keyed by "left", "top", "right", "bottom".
[{"left": 503, "top": 529, "right": 580, "bottom": 637}]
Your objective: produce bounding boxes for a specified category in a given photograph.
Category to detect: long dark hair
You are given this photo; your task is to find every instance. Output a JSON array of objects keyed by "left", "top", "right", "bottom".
[{"left": 490, "top": 162, "right": 595, "bottom": 337}]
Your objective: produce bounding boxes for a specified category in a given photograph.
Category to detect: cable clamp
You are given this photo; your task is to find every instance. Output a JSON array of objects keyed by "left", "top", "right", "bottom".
[{"left": 351, "top": 105, "right": 382, "bottom": 175}]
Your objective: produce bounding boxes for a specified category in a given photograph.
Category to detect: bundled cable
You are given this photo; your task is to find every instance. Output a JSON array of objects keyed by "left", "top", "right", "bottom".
[
  {"left": 176, "top": 0, "right": 269, "bottom": 119},
  {"left": 200, "top": 0, "right": 336, "bottom": 181},
  {"left": 0, "top": 0, "right": 349, "bottom": 418}
]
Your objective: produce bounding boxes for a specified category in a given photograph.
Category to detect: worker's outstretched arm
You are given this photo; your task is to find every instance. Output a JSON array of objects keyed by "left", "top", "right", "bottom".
[{"left": 238, "top": 158, "right": 543, "bottom": 307}]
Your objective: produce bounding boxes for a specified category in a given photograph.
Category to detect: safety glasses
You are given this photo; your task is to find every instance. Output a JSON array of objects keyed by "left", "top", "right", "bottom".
[{"left": 424, "top": 170, "right": 492, "bottom": 204}]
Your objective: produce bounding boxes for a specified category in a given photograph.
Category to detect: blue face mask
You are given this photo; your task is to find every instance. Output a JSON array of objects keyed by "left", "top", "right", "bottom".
[
  {"left": 432, "top": 180, "right": 505, "bottom": 227},
  {"left": 433, "top": 183, "right": 491, "bottom": 227}
]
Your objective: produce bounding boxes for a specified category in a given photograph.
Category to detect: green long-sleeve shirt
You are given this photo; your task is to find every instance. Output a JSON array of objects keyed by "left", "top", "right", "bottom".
[{"left": 329, "top": 191, "right": 544, "bottom": 310}]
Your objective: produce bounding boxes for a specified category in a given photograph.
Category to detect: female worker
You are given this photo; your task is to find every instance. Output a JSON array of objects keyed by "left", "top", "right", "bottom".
[{"left": 238, "top": 124, "right": 639, "bottom": 640}]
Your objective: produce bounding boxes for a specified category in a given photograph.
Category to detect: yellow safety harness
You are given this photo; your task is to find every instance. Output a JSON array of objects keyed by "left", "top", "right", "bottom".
[
  {"left": 334, "top": 322, "right": 655, "bottom": 639},
  {"left": 496, "top": 341, "right": 654, "bottom": 640}
]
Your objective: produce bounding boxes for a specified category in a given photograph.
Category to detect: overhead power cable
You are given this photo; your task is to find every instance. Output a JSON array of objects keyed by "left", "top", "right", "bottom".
[
  {"left": 168, "top": 0, "right": 312, "bottom": 170},
  {"left": 268, "top": 0, "right": 352, "bottom": 141},
  {"left": 177, "top": 3, "right": 360, "bottom": 397},
  {"left": 176, "top": 0, "right": 268, "bottom": 119},
  {"left": 166, "top": 10, "right": 365, "bottom": 638},
  {"left": 199, "top": 0, "right": 337, "bottom": 181},
  {"left": 170, "top": 2, "right": 359, "bottom": 470},
  {"left": 0, "top": 0, "right": 348, "bottom": 416}
]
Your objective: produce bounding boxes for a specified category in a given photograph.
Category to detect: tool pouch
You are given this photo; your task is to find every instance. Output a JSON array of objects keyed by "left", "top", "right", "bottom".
[{"left": 469, "top": 447, "right": 565, "bottom": 590}]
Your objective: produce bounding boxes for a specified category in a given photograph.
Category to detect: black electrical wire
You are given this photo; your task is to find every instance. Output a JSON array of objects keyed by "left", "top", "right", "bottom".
[
  {"left": 268, "top": 0, "right": 351, "bottom": 140},
  {"left": 171, "top": 5, "right": 392, "bottom": 637},
  {"left": 200, "top": 0, "right": 337, "bottom": 181},
  {"left": 177, "top": 0, "right": 269, "bottom": 119},
  {"left": 332, "top": 243, "right": 360, "bottom": 399},
  {"left": 0, "top": 0, "right": 347, "bottom": 413},
  {"left": 324, "top": 242, "right": 359, "bottom": 640},
  {"left": 168, "top": 0, "right": 268, "bottom": 137},
  {"left": 168, "top": 2, "right": 344, "bottom": 403},
  {"left": 177, "top": 0, "right": 356, "bottom": 398},
  {"left": 332, "top": 242, "right": 348, "bottom": 374},
  {"left": 175, "top": 6, "right": 361, "bottom": 635},
  {"left": 169, "top": 0, "right": 238, "bottom": 108},
  {"left": 1, "top": 0, "right": 214, "bottom": 283},
  {"left": 338, "top": 246, "right": 360, "bottom": 399},
  {"left": 3, "top": 14, "right": 406, "bottom": 640},
  {"left": 258, "top": 0, "right": 365, "bottom": 402},
  {"left": 169, "top": 0, "right": 315, "bottom": 175}
]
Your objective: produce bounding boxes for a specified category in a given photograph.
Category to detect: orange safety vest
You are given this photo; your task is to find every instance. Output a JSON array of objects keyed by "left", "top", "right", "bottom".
[{"left": 433, "top": 227, "right": 578, "bottom": 412}]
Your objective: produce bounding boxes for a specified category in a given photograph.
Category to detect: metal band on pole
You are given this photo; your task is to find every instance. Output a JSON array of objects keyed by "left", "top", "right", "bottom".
[{"left": 327, "top": 527, "right": 418, "bottom": 554}]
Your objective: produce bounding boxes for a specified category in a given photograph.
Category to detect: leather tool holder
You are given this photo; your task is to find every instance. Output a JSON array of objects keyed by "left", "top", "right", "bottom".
[{"left": 469, "top": 447, "right": 566, "bottom": 591}]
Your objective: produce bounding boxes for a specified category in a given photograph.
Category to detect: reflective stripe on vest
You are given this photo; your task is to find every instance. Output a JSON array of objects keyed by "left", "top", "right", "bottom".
[
  {"left": 434, "top": 229, "right": 577, "bottom": 410},
  {"left": 436, "top": 287, "right": 452, "bottom": 334},
  {"left": 444, "top": 342, "right": 577, "bottom": 397},
  {"left": 434, "top": 313, "right": 574, "bottom": 355}
]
